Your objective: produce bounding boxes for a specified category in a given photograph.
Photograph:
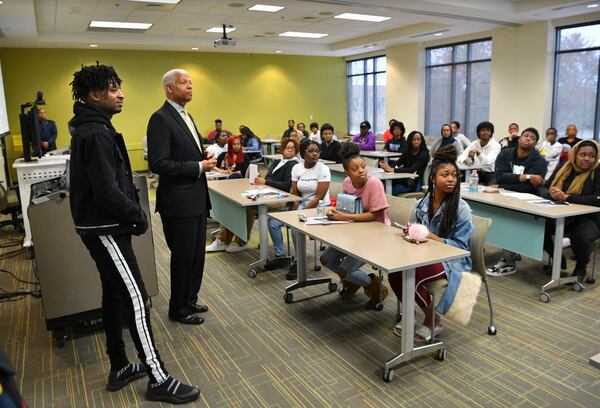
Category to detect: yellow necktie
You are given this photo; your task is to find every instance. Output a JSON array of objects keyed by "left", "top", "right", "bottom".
[{"left": 183, "top": 109, "right": 202, "bottom": 151}]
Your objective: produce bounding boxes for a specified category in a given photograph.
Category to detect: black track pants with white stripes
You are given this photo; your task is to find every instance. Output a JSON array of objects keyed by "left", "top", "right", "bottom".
[{"left": 81, "top": 233, "right": 169, "bottom": 385}]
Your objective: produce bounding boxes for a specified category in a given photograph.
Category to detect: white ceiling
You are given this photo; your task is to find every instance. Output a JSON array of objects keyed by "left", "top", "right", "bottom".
[{"left": 0, "top": 0, "right": 598, "bottom": 56}]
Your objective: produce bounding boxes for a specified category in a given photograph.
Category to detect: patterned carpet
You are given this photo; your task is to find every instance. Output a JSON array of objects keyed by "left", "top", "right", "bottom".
[{"left": 1, "top": 179, "right": 600, "bottom": 407}]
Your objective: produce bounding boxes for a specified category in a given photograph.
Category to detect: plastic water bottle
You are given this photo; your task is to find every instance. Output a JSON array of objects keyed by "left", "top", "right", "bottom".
[
  {"left": 316, "top": 200, "right": 325, "bottom": 217},
  {"left": 468, "top": 170, "right": 479, "bottom": 192}
]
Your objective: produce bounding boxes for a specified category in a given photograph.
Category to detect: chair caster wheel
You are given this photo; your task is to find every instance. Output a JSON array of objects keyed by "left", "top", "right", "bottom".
[
  {"left": 314, "top": 265, "right": 322, "bottom": 272},
  {"left": 586, "top": 277, "right": 596, "bottom": 284},
  {"left": 284, "top": 292, "right": 293, "bottom": 303},
  {"left": 383, "top": 369, "right": 394, "bottom": 382},
  {"left": 435, "top": 348, "right": 447, "bottom": 361},
  {"left": 247, "top": 269, "right": 257, "bottom": 278},
  {"left": 328, "top": 282, "right": 338, "bottom": 292},
  {"left": 573, "top": 282, "right": 584, "bottom": 292},
  {"left": 374, "top": 302, "right": 384, "bottom": 311},
  {"left": 395, "top": 314, "right": 402, "bottom": 323},
  {"left": 539, "top": 292, "right": 550, "bottom": 303},
  {"left": 488, "top": 325, "right": 497, "bottom": 335}
]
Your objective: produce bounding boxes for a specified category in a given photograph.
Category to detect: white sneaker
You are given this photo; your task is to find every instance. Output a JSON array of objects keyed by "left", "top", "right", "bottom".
[
  {"left": 486, "top": 260, "right": 517, "bottom": 277},
  {"left": 206, "top": 239, "right": 227, "bottom": 252},
  {"left": 226, "top": 242, "right": 247, "bottom": 253}
]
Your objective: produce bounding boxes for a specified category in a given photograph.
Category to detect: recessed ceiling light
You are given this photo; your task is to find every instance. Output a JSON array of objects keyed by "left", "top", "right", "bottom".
[
  {"left": 249, "top": 4, "right": 284, "bottom": 12},
  {"left": 0, "top": 1, "right": 4, "bottom": 5},
  {"left": 279, "top": 31, "right": 328, "bottom": 38},
  {"left": 206, "top": 26, "right": 236, "bottom": 33},
  {"left": 89, "top": 21, "right": 152, "bottom": 30},
  {"left": 334, "top": 13, "right": 390, "bottom": 22},
  {"left": 128, "top": 0, "right": 181, "bottom": 4},
  {"left": 434, "top": 32, "right": 443, "bottom": 36},
  {"left": 275, "top": 50, "right": 282, "bottom": 53},
  {"left": 89, "top": 44, "right": 98, "bottom": 47},
  {"left": 587, "top": 3, "right": 599, "bottom": 7},
  {"left": 191, "top": 47, "right": 199, "bottom": 50}
]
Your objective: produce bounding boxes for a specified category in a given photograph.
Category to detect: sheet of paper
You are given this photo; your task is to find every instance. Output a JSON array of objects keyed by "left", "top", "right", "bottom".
[
  {"left": 500, "top": 191, "right": 542, "bottom": 201},
  {"left": 305, "top": 217, "right": 350, "bottom": 225}
]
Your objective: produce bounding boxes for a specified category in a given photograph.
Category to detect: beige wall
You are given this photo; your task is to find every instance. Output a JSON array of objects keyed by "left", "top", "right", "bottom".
[{"left": 386, "top": 12, "right": 600, "bottom": 140}]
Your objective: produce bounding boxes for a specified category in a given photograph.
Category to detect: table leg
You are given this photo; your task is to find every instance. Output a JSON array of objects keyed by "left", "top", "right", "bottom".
[
  {"left": 385, "top": 180, "right": 392, "bottom": 195},
  {"left": 383, "top": 268, "right": 444, "bottom": 381},
  {"left": 258, "top": 205, "right": 268, "bottom": 262},
  {"left": 541, "top": 217, "right": 579, "bottom": 298}
]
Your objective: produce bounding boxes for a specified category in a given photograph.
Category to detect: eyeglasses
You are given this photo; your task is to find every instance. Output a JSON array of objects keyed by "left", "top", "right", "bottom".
[
  {"left": 284, "top": 146, "right": 296, "bottom": 151},
  {"left": 305, "top": 149, "right": 320, "bottom": 154}
]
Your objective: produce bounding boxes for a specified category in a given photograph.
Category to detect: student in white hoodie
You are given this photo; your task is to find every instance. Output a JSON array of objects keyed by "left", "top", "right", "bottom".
[
  {"left": 538, "top": 127, "right": 563, "bottom": 180},
  {"left": 457, "top": 121, "right": 501, "bottom": 185}
]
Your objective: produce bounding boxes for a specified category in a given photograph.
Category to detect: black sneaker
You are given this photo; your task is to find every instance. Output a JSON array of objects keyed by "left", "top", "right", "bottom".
[
  {"left": 286, "top": 263, "right": 297, "bottom": 280},
  {"left": 146, "top": 376, "right": 200, "bottom": 404},
  {"left": 265, "top": 256, "right": 289, "bottom": 270},
  {"left": 107, "top": 362, "right": 147, "bottom": 392}
]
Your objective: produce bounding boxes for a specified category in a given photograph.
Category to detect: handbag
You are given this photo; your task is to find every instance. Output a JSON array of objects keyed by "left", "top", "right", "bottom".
[{"left": 335, "top": 193, "right": 363, "bottom": 214}]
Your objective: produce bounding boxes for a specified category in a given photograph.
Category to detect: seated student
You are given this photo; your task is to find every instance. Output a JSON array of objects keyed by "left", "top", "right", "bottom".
[
  {"left": 457, "top": 121, "right": 501, "bottom": 185},
  {"left": 308, "top": 122, "right": 321, "bottom": 143},
  {"left": 239, "top": 125, "right": 262, "bottom": 160},
  {"left": 383, "top": 119, "right": 397, "bottom": 143},
  {"left": 538, "top": 127, "right": 562, "bottom": 180},
  {"left": 206, "top": 119, "right": 231, "bottom": 143},
  {"left": 283, "top": 119, "right": 295, "bottom": 138},
  {"left": 499, "top": 122, "right": 520, "bottom": 149},
  {"left": 206, "top": 131, "right": 228, "bottom": 158},
  {"left": 268, "top": 140, "right": 331, "bottom": 279},
  {"left": 388, "top": 145, "right": 473, "bottom": 342},
  {"left": 319, "top": 123, "right": 342, "bottom": 163},
  {"left": 380, "top": 130, "right": 429, "bottom": 195},
  {"left": 430, "top": 123, "right": 464, "bottom": 157},
  {"left": 215, "top": 135, "right": 249, "bottom": 179},
  {"left": 487, "top": 127, "right": 547, "bottom": 276},
  {"left": 539, "top": 140, "right": 600, "bottom": 281},
  {"left": 287, "top": 129, "right": 301, "bottom": 145},
  {"left": 352, "top": 121, "right": 376, "bottom": 151},
  {"left": 297, "top": 122, "right": 309, "bottom": 138},
  {"left": 558, "top": 124, "right": 582, "bottom": 148},
  {"left": 450, "top": 120, "right": 471, "bottom": 151},
  {"left": 321, "top": 143, "right": 390, "bottom": 308},
  {"left": 383, "top": 121, "right": 408, "bottom": 155}
]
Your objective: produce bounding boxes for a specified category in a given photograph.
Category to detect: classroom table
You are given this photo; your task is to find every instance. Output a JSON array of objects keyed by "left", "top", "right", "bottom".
[
  {"left": 327, "top": 163, "right": 416, "bottom": 195},
  {"left": 205, "top": 171, "right": 230, "bottom": 180},
  {"left": 262, "top": 138, "right": 280, "bottom": 155},
  {"left": 207, "top": 178, "right": 301, "bottom": 277},
  {"left": 359, "top": 150, "right": 402, "bottom": 164},
  {"left": 262, "top": 154, "right": 335, "bottom": 165},
  {"left": 461, "top": 189, "right": 600, "bottom": 302},
  {"left": 269, "top": 209, "right": 469, "bottom": 381}
]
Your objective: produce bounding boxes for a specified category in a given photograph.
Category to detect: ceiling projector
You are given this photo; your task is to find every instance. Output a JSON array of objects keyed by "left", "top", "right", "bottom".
[{"left": 214, "top": 24, "right": 236, "bottom": 47}]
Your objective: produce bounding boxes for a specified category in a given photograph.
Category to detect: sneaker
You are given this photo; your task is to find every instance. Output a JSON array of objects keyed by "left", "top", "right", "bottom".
[
  {"left": 226, "top": 242, "right": 248, "bottom": 253},
  {"left": 286, "top": 263, "right": 297, "bottom": 280},
  {"left": 365, "top": 273, "right": 388, "bottom": 308},
  {"left": 146, "top": 376, "right": 200, "bottom": 405},
  {"left": 486, "top": 260, "right": 516, "bottom": 276},
  {"left": 206, "top": 239, "right": 227, "bottom": 252},
  {"left": 265, "top": 256, "right": 289, "bottom": 270},
  {"left": 107, "top": 362, "right": 147, "bottom": 392}
]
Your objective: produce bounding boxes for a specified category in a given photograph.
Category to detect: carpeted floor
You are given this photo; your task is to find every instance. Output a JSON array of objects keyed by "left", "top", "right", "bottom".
[{"left": 1, "top": 178, "right": 600, "bottom": 407}]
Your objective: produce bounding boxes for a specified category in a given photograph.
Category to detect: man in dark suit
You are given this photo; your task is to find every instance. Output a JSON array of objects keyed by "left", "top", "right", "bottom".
[{"left": 147, "top": 69, "right": 217, "bottom": 325}]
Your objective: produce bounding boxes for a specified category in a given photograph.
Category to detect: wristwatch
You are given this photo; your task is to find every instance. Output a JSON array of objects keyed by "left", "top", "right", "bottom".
[{"left": 526, "top": 174, "right": 531, "bottom": 180}]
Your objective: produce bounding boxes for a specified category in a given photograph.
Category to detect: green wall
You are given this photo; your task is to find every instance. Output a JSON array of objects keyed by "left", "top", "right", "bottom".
[{"left": 0, "top": 48, "right": 347, "bottom": 174}]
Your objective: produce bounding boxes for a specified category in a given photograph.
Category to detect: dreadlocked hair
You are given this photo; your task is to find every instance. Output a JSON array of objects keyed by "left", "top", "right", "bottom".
[
  {"left": 70, "top": 62, "right": 122, "bottom": 102},
  {"left": 427, "top": 145, "right": 460, "bottom": 238},
  {"left": 340, "top": 141, "right": 361, "bottom": 170}
]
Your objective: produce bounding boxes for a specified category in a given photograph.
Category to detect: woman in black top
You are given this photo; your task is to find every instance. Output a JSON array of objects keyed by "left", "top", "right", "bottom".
[
  {"left": 383, "top": 121, "right": 408, "bottom": 156},
  {"left": 539, "top": 140, "right": 600, "bottom": 281},
  {"left": 380, "top": 130, "right": 429, "bottom": 195},
  {"left": 318, "top": 123, "right": 342, "bottom": 163}
]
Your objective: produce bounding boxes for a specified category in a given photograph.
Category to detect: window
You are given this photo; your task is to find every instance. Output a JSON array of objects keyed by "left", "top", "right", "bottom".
[
  {"left": 552, "top": 21, "right": 600, "bottom": 140},
  {"left": 425, "top": 39, "right": 492, "bottom": 139},
  {"left": 347, "top": 56, "right": 386, "bottom": 135}
]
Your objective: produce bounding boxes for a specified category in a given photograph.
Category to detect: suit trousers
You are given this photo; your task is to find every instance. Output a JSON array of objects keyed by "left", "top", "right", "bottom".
[{"left": 160, "top": 214, "right": 208, "bottom": 317}]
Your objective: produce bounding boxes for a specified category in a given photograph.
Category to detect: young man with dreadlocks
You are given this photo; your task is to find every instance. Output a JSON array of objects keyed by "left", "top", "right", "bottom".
[
  {"left": 68, "top": 63, "right": 200, "bottom": 404},
  {"left": 388, "top": 145, "right": 474, "bottom": 342}
]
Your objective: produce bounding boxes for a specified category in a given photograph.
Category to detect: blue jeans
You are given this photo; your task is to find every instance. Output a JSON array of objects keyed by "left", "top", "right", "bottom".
[
  {"left": 392, "top": 178, "right": 421, "bottom": 196},
  {"left": 320, "top": 247, "right": 371, "bottom": 287},
  {"left": 268, "top": 203, "right": 305, "bottom": 257}
]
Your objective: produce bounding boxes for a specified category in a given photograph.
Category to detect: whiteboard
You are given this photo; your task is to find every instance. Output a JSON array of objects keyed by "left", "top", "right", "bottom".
[{"left": 0, "top": 61, "right": 8, "bottom": 135}]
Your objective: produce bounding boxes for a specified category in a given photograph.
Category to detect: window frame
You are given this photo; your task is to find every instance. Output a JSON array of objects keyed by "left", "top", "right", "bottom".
[
  {"left": 346, "top": 55, "right": 386, "bottom": 135},
  {"left": 424, "top": 37, "right": 492, "bottom": 138},
  {"left": 551, "top": 20, "right": 600, "bottom": 141}
]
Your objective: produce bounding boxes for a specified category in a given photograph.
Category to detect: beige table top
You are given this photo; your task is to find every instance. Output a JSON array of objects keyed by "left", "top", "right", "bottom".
[
  {"left": 461, "top": 190, "right": 600, "bottom": 219},
  {"left": 208, "top": 178, "right": 301, "bottom": 207},
  {"left": 262, "top": 138, "right": 280, "bottom": 144},
  {"left": 263, "top": 154, "right": 335, "bottom": 165},
  {"left": 360, "top": 151, "right": 403, "bottom": 158},
  {"left": 270, "top": 209, "right": 469, "bottom": 273},
  {"left": 327, "top": 163, "right": 416, "bottom": 180}
]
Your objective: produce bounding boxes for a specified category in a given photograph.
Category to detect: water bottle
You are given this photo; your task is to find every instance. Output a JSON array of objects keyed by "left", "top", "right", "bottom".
[
  {"left": 468, "top": 170, "right": 479, "bottom": 192},
  {"left": 316, "top": 200, "right": 325, "bottom": 217}
]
